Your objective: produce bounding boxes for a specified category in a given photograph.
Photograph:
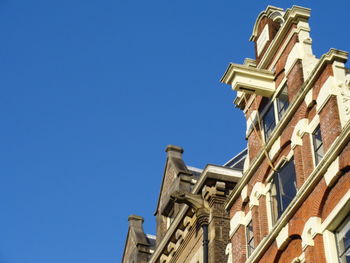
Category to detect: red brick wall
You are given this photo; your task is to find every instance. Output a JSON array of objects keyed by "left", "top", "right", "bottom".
[
  {"left": 254, "top": 17, "right": 281, "bottom": 64},
  {"left": 231, "top": 225, "right": 247, "bottom": 263},
  {"left": 287, "top": 59, "right": 304, "bottom": 102},
  {"left": 319, "top": 95, "right": 342, "bottom": 152}
]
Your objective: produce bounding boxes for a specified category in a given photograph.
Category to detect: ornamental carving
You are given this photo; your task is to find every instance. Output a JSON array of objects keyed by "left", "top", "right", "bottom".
[{"left": 339, "top": 75, "right": 350, "bottom": 116}]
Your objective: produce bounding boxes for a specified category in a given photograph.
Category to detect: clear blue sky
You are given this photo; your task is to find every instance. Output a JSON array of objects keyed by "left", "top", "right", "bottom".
[{"left": 0, "top": 1, "right": 349, "bottom": 262}]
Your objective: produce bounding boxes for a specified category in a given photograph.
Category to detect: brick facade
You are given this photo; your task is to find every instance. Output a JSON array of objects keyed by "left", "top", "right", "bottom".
[{"left": 222, "top": 5, "right": 350, "bottom": 263}]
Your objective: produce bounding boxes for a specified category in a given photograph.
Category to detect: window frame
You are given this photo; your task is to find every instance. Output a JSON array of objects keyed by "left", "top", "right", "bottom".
[
  {"left": 246, "top": 220, "right": 255, "bottom": 257},
  {"left": 276, "top": 84, "right": 289, "bottom": 121},
  {"left": 267, "top": 156, "right": 297, "bottom": 225},
  {"left": 335, "top": 214, "right": 350, "bottom": 263},
  {"left": 258, "top": 81, "right": 289, "bottom": 143},
  {"left": 312, "top": 125, "right": 325, "bottom": 166}
]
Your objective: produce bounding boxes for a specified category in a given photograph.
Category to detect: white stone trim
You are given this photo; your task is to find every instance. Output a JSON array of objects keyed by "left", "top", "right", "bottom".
[
  {"left": 229, "top": 211, "right": 245, "bottom": 238},
  {"left": 316, "top": 76, "right": 337, "bottom": 113},
  {"left": 321, "top": 189, "right": 350, "bottom": 232},
  {"left": 291, "top": 119, "right": 308, "bottom": 148},
  {"left": 246, "top": 110, "right": 258, "bottom": 138},
  {"left": 323, "top": 157, "right": 340, "bottom": 186},
  {"left": 291, "top": 253, "right": 305, "bottom": 263},
  {"left": 241, "top": 185, "right": 248, "bottom": 203},
  {"left": 225, "top": 243, "right": 233, "bottom": 263},
  {"left": 322, "top": 230, "right": 339, "bottom": 263},
  {"left": 308, "top": 114, "right": 320, "bottom": 133},
  {"left": 269, "top": 136, "right": 281, "bottom": 161},
  {"left": 304, "top": 89, "right": 313, "bottom": 107},
  {"left": 257, "top": 24, "right": 270, "bottom": 56},
  {"left": 301, "top": 217, "right": 321, "bottom": 250},
  {"left": 332, "top": 60, "right": 350, "bottom": 128},
  {"left": 249, "top": 182, "right": 265, "bottom": 208},
  {"left": 244, "top": 211, "right": 252, "bottom": 226},
  {"left": 321, "top": 190, "right": 350, "bottom": 263},
  {"left": 285, "top": 43, "right": 302, "bottom": 76},
  {"left": 276, "top": 224, "right": 289, "bottom": 249}
]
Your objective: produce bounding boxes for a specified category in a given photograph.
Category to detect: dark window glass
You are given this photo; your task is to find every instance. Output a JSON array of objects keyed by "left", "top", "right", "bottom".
[
  {"left": 271, "top": 159, "right": 297, "bottom": 223},
  {"left": 262, "top": 105, "right": 276, "bottom": 141},
  {"left": 276, "top": 85, "right": 289, "bottom": 120},
  {"left": 336, "top": 215, "right": 350, "bottom": 263},
  {"left": 312, "top": 126, "right": 324, "bottom": 165},
  {"left": 246, "top": 220, "right": 255, "bottom": 257}
]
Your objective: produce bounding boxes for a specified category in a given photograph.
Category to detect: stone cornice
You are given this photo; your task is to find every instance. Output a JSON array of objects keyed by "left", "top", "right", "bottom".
[{"left": 225, "top": 48, "right": 349, "bottom": 211}]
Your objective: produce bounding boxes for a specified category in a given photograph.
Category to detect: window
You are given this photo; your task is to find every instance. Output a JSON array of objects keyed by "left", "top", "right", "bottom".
[
  {"left": 276, "top": 85, "right": 289, "bottom": 120},
  {"left": 259, "top": 85, "right": 289, "bottom": 142},
  {"left": 246, "top": 220, "right": 255, "bottom": 257},
  {"left": 262, "top": 104, "right": 276, "bottom": 141},
  {"left": 270, "top": 158, "right": 297, "bottom": 223},
  {"left": 312, "top": 125, "right": 324, "bottom": 165},
  {"left": 336, "top": 215, "right": 350, "bottom": 262}
]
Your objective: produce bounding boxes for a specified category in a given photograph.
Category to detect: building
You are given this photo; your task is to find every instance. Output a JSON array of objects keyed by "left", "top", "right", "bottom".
[
  {"left": 221, "top": 5, "right": 350, "bottom": 263},
  {"left": 122, "top": 5, "right": 350, "bottom": 263},
  {"left": 122, "top": 145, "right": 247, "bottom": 263}
]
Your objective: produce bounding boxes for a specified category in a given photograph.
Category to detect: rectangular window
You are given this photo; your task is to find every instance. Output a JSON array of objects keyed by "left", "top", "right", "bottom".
[
  {"left": 270, "top": 159, "right": 297, "bottom": 223},
  {"left": 246, "top": 220, "right": 255, "bottom": 257},
  {"left": 262, "top": 104, "right": 276, "bottom": 141},
  {"left": 276, "top": 85, "right": 289, "bottom": 120},
  {"left": 312, "top": 125, "right": 324, "bottom": 165},
  {"left": 336, "top": 215, "right": 350, "bottom": 262}
]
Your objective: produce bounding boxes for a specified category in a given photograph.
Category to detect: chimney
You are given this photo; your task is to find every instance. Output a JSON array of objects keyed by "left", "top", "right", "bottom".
[
  {"left": 128, "top": 215, "right": 144, "bottom": 228},
  {"left": 165, "top": 145, "right": 184, "bottom": 159}
]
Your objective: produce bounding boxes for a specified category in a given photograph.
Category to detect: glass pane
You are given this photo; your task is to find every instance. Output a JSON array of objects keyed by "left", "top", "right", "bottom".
[
  {"left": 263, "top": 105, "right": 276, "bottom": 141},
  {"left": 313, "top": 126, "right": 324, "bottom": 165},
  {"left": 278, "top": 159, "right": 297, "bottom": 212},
  {"left": 271, "top": 159, "right": 297, "bottom": 221},
  {"left": 277, "top": 85, "right": 289, "bottom": 120},
  {"left": 246, "top": 220, "right": 255, "bottom": 256},
  {"left": 337, "top": 216, "right": 350, "bottom": 262}
]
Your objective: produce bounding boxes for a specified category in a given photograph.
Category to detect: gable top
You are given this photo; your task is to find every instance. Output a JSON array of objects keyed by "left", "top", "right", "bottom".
[
  {"left": 154, "top": 145, "right": 195, "bottom": 215},
  {"left": 250, "top": 5, "right": 284, "bottom": 41},
  {"left": 121, "top": 215, "right": 155, "bottom": 263}
]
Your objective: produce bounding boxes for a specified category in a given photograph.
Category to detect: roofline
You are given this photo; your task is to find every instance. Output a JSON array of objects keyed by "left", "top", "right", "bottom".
[
  {"left": 149, "top": 164, "right": 242, "bottom": 262},
  {"left": 223, "top": 148, "right": 248, "bottom": 167}
]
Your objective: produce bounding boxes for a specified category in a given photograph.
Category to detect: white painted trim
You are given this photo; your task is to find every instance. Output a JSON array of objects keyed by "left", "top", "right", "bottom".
[
  {"left": 276, "top": 224, "right": 289, "bottom": 249},
  {"left": 241, "top": 185, "right": 248, "bottom": 203},
  {"left": 322, "top": 230, "right": 339, "bottom": 263},
  {"left": 249, "top": 182, "right": 265, "bottom": 208},
  {"left": 229, "top": 211, "right": 245, "bottom": 238},
  {"left": 304, "top": 89, "right": 313, "bottom": 107},
  {"left": 316, "top": 76, "right": 337, "bottom": 113},
  {"left": 269, "top": 136, "right": 281, "bottom": 161},
  {"left": 324, "top": 157, "right": 340, "bottom": 186},
  {"left": 291, "top": 119, "right": 308, "bottom": 149},
  {"left": 301, "top": 217, "right": 321, "bottom": 250},
  {"left": 321, "top": 190, "right": 350, "bottom": 263},
  {"left": 321, "top": 189, "right": 350, "bottom": 232}
]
